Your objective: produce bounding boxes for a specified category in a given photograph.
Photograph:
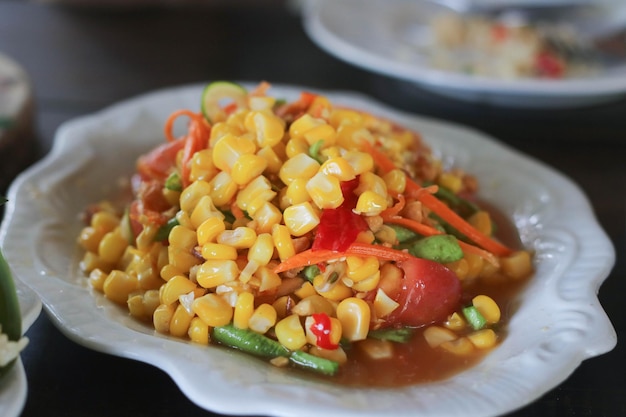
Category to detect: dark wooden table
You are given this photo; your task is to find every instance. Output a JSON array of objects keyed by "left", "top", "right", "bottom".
[{"left": 1, "top": 1, "right": 624, "bottom": 416}]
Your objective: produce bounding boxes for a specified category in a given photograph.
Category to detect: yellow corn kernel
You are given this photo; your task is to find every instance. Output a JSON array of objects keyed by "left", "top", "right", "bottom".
[
  {"left": 196, "top": 260, "right": 239, "bottom": 288},
  {"left": 233, "top": 291, "right": 255, "bottom": 329},
  {"left": 160, "top": 275, "right": 197, "bottom": 305},
  {"left": 231, "top": 154, "right": 268, "bottom": 186},
  {"left": 160, "top": 264, "right": 183, "bottom": 281},
  {"left": 248, "top": 303, "right": 277, "bottom": 334},
  {"left": 468, "top": 211, "right": 493, "bottom": 236},
  {"left": 306, "top": 172, "right": 344, "bottom": 210},
  {"left": 248, "top": 95, "right": 276, "bottom": 111},
  {"left": 291, "top": 281, "right": 314, "bottom": 300},
  {"left": 190, "top": 195, "right": 223, "bottom": 229},
  {"left": 169, "top": 225, "right": 198, "bottom": 250},
  {"left": 180, "top": 180, "right": 212, "bottom": 214},
  {"left": 374, "top": 225, "right": 397, "bottom": 245},
  {"left": 153, "top": 303, "right": 176, "bottom": 334},
  {"left": 382, "top": 169, "right": 407, "bottom": 195},
  {"left": 272, "top": 295, "right": 296, "bottom": 319},
  {"left": 289, "top": 113, "right": 324, "bottom": 140},
  {"left": 303, "top": 123, "right": 336, "bottom": 147},
  {"left": 255, "top": 266, "right": 282, "bottom": 292},
  {"left": 188, "top": 317, "right": 210, "bottom": 345},
  {"left": 292, "top": 294, "right": 335, "bottom": 316},
  {"left": 336, "top": 297, "right": 371, "bottom": 341},
  {"left": 285, "top": 137, "right": 310, "bottom": 159},
  {"left": 256, "top": 146, "right": 282, "bottom": 175},
  {"left": 235, "top": 175, "right": 276, "bottom": 215},
  {"left": 358, "top": 171, "right": 387, "bottom": 196},
  {"left": 207, "top": 171, "right": 238, "bottom": 207},
  {"left": 309, "top": 345, "right": 348, "bottom": 365},
  {"left": 201, "top": 242, "right": 238, "bottom": 260},
  {"left": 279, "top": 153, "right": 320, "bottom": 185},
  {"left": 168, "top": 247, "right": 201, "bottom": 274},
  {"left": 192, "top": 294, "right": 233, "bottom": 327},
  {"left": 308, "top": 96, "right": 332, "bottom": 118},
  {"left": 467, "top": 329, "right": 498, "bottom": 349},
  {"left": 472, "top": 295, "right": 501, "bottom": 324},
  {"left": 175, "top": 210, "right": 193, "bottom": 230},
  {"left": 247, "top": 233, "right": 274, "bottom": 266},
  {"left": 444, "top": 312, "right": 466, "bottom": 331},
  {"left": 127, "top": 294, "right": 149, "bottom": 321},
  {"left": 197, "top": 216, "right": 226, "bottom": 246},
  {"left": 251, "top": 201, "right": 282, "bottom": 234},
  {"left": 445, "top": 258, "right": 470, "bottom": 280},
  {"left": 354, "top": 190, "right": 388, "bottom": 216},
  {"left": 77, "top": 227, "right": 105, "bottom": 253},
  {"left": 209, "top": 121, "right": 241, "bottom": 146},
  {"left": 275, "top": 314, "right": 307, "bottom": 350},
  {"left": 170, "top": 303, "right": 195, "bottom": 338},
  {"left": 211, "top": 133, "right": 256, "bottom": 172},
  {"left": 217, "top": 226, "right": 257, "bottom": 249},
  {"left": 80, "top": 252, "right": 113, "bottom": 274},
  {"left": 282, "top": 178, "right": 311, "bottom": 208},
  {"left": 440, "top": 337, "right": 475, "bottom": 356},
  {"left": 438, "top": 172, "right": 463, "bottom": 194},
  {"left": 103, "top": 270, "right": 138, "bottom": 304},
  {"left": 244, "top": 110, "right": 285, "bottom": 147},
  {"left": 373, "top": 288, "right": 399, "bottom": 318},
  {"left": 465, "top": 252, "right": 484, "bottom": 280},
  {"left": 313, "top": 275, "right": 352, "bottom": 301},
  {"left": 345, "top": 256, "right": 379, "bottom": 282},
  {"left": 343, "top": 150, "right": 374, "bottom": 176},
  {"left": 189, "top": 148, "right": 218, "bottom": 183},
  {"left": 350, "top": 271, "right": 380, "bottom": 292},
  {"left": 283, "top": 202, "right": 320, "bottom": 236},
  {"left": 271, "top": 224, "right": 295, "bottom": 262},
  {"left": 500, "top": 250, "right": 533, "bottom": 280},
  {"left": 319, "top": 157, "right": 356, "bottom": 182},
  {"left": 98, "top": 228, "right": 128, "bottom": 264},
  {"left": 88, "top": 268, "right": 107, "bottom": 292},
  {"left": 329, "top": 109, "right": 363, "bottom": 128},
  {"left": 91, "top": 211, "right": 120, "bottom": 233},
  {"left": 305, "top": 315, "right": 342, "bottom": 348},
  {"left": 356, "top": 338, "right": 394, "bottom": 359},
  {"left": 423, "top": 325, "right": 458, "bottom": 348}
]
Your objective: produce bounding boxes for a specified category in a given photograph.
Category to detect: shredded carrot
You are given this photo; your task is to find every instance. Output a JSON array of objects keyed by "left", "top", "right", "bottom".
[
  {"left": 274, "top": 242, "right": 412, "bottom": 273},
  {"left": 250, "top": 81, "right": 271, "bottom": 96},
  {"left": 363, "top": 141, "right": 513, "bottom": 257},
  {"left": 381, "top": 215, "right": 440, "bottom": 237},
  {"left": 230, "top": 201, "right": 245, "bottom": 220},
  {"left": 458, "top": 241, "right": 500, "bottom": 268},
  {"left": 164, "top": 109, "right": 202, "bottom": 143},
  {"left": 380, "top": 194, "right": 406, "bottom": 218},
  {"left": 179, "top": 113, "right": 211, "bottom": 187}
]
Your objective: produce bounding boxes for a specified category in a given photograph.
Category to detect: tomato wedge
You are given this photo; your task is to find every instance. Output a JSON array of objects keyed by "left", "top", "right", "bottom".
[
  {"left": 136, "top": 138, "right": 186, "bottom": 182},
  {"left": 382, "top": 257, "right": 462, "bottom": 327}
]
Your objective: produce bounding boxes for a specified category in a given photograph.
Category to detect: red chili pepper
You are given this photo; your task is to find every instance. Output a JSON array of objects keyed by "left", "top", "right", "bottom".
[
  {"left": 311, "top": 177, "right": 368, "bottom": 252},
  {"left": 309, "top": 313, "right": 338, "bottom": 350},
  {"left": 535, "top": 51, "right": 565, "bottom": 78}
]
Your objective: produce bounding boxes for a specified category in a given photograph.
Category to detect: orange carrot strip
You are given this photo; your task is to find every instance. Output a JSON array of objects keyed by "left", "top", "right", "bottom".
[
  {"left": 362, "top": 141, "right": 512, "bottom": 257},
  {"left": 380, "top": 194, "right": 406, "bottom": 218},
  {"left": 274, "top": 242, "right": 411, "bottom": 274},
  {"left": 230, "top": 201, "right": 245, "bottom": 220},
  {"left": 458, "top": 241, "right": 500, "bottom": 268},
  {"left": 381, "top": 215, "right": 440, "bottom": 237},
  {"left": 163, "top": 109, "right": 201, "bottom": 143}
]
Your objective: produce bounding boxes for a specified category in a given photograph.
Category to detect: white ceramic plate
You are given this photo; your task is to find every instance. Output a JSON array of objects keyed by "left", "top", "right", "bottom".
[
  {"left": 302, "top": 0, "right": 626, "bottom": 107},
  {"left": 0, "top": 83, "right": 616, "bottom": 417},
  {"left": 0, "top": 276, "right": 42, "bottom": 417}
]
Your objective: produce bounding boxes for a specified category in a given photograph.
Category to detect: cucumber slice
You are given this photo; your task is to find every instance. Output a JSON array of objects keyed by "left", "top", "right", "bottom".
[
  {"left": 200, "top": 81, "right": 247, "bottom": 122},
  {"left": 0, "top": 248, "right": 22, "bottom": 376}
]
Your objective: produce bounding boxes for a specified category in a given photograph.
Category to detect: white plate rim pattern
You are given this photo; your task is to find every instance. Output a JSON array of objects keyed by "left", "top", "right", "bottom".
[{"left": 0, "top": 83, "right": 617, "bottom": 417}]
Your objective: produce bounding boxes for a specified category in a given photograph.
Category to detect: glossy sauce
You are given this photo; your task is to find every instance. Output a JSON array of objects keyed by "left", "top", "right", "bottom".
[{"left": 323, "top": 201, "right": 531, "bottom": 387}]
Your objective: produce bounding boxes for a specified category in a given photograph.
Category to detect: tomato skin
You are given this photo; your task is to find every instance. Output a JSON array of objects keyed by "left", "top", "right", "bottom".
[
  {"left": 136, "top": 138, "right": 185, "bottom": 182},
  {"left": 384, "top": 258, "right": 462, "bottom": 327}
]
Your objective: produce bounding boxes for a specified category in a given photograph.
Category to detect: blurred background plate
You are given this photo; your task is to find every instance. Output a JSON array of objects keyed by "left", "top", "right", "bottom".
[{"left": 302, "top": 0, "right": 626, "bottom": 108}]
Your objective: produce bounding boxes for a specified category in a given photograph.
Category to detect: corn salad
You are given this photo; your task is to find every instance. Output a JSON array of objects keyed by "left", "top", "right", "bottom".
[{"left": 78, "top": 82, "right": 533, "bottom": 381}]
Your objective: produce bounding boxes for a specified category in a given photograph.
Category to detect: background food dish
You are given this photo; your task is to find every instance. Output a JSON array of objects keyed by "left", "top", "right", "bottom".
[
  {"left": 302, "top": 0, "right": 626, "bottom": 107},
  {"left": 0, "top": 278, "right": 42, "bottom": 417},
  {"left": 0, "top": 84, "right": 615, "bottom": 417}
]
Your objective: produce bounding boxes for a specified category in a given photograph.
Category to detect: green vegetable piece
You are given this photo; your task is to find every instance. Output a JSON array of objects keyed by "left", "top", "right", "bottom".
[
  {"left": 367, "top": 327, "right": 415, "bottom": 343},
  {"left": 409, "top": 234, "right": 463, "bottom": 263},
  {"left": 463, "top": 306, "right": 487, "bottom": 330},
  {"left": 154, "top": 217, "right": 179, "bottom": 242},
  {"left": 120, "top": 208, "right": 135, "bottom": 245},
  {"left": 0, "top": 248, "right": 23, "bottom": 376},
  {"left": 289, "top": 350, "right": 339, "bottom": 376},
  {"left": 388, "top": 224, "right": 419, "bottom": 243},
  {"left": 201, "top": 81, "right": 247, "bottom": 123},
  {"left": 302, "top": 265, "right": 320, "bottom": 282},
  {"left": 165, "top": 172, "right": 183, "bottom": 192},
  {"left": 308, "top": 139, "right": 325, "bottom": 164},
  {"left": 212, "top": 324, "right": 290, "bottom": 359}
]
